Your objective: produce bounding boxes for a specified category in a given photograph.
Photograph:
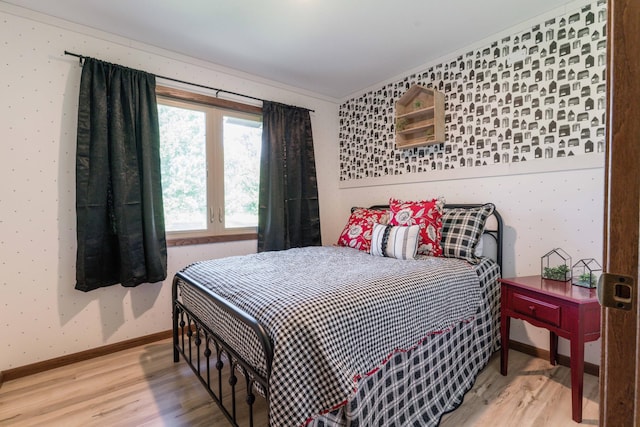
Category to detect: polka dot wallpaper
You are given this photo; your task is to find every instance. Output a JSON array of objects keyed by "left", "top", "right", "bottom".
[{"left": 0, "top": 5, "right": 337, "bottom": 370}]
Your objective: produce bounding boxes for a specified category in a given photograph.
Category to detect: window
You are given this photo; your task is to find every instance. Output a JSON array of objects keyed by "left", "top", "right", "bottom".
[{"left": 156, "top": 87, "right": 262, "bottom": 243}]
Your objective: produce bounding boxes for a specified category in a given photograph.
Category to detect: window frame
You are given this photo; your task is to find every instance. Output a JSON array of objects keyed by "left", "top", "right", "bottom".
[{"left": 156, "top": 85, "right": 262, "bottom": 247}]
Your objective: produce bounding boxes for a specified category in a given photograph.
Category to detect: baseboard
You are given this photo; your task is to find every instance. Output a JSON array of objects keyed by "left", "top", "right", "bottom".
[
  {"left": 0, "top": 329, "right": 173, "bottom": 387},
  {"left": 0, "top": 332, "right": 600, "bottom": 389},
  {"left": 509, "top": 339, "right": 600, "bottom": 377}
]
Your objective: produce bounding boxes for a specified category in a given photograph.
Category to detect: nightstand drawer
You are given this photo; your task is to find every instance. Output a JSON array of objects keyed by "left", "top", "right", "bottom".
[{"left": 512, "top": 292, "right": 561, "bottom": 327}]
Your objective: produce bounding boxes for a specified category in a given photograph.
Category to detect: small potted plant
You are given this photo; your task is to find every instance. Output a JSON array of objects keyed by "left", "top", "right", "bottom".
[
  {"left": 543, "top": 264, "right": 571, "bottom": 281},
  {"left": 572, "top": 258, "right": 601, "bottom": 288},
  {"left": 541, "top": 248, "right": 572, "bottom": 282}
]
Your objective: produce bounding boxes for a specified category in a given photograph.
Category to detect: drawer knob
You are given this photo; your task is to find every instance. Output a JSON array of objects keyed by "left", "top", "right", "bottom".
[{"left": 529, "top": 305, "right": 536, "bottom": 312}]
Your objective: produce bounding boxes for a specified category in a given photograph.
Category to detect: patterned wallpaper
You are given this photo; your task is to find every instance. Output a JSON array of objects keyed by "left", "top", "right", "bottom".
[{"left": 339, "top": 0, "right": 606, "bottom": 182}]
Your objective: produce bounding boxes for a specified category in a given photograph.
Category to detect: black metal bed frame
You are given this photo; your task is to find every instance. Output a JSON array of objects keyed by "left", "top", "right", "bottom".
[
  {"left": 172, "top": 273, "right": 273, "bottom": 427},
  {"left": 172, "top": 203, "right": 504, "bottom": 427}
]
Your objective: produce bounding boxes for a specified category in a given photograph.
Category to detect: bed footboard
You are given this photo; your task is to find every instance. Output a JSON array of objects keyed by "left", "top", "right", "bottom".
[{"left": 172, "top": 272, "right": 273, "bottom": 427}]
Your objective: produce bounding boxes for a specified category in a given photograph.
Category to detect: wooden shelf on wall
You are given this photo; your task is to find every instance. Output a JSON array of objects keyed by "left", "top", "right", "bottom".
[{"left": 395, "top": 85, "right": 445, "bottom": 149}]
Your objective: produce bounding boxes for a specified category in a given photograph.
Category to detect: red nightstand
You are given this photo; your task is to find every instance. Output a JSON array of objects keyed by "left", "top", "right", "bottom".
[{"left": 500, "top": 275, "right": 601, "bottom": 423}]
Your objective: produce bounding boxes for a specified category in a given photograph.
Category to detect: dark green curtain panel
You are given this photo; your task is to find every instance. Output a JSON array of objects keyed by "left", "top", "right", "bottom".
[
  {"left": 258, "top": 102, "right": 321, "bottom": 251},
  {"left": 75, "top": 58, "right": 167, "bottom": 291}
]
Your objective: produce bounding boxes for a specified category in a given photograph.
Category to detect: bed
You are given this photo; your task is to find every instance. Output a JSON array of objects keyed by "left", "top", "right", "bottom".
[{"left": 172, "top": 203, "right": 503, "bottom": 426}]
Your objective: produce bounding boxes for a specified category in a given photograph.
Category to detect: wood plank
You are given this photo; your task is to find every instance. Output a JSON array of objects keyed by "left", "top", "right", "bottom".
[
  {"left": 156, "top": 85, "right": 262, "bottom": 115},
  {"left": 600, "top": 0, "right": 640, "bottom": 425},
  {"left": 508, "top": 339, "right": 599, "bottom": 377},
  {"left": 441, "top": 350, "right": 599, "bottom": 427},
  {"left": 0, "top": 339, "right": 268, "bottom": 427},
  {"left": 0, "top": 330, "right": 172, "bottom": 384},
  {"left": 0, "top": 338, "right": 597, "bottom": 427}
]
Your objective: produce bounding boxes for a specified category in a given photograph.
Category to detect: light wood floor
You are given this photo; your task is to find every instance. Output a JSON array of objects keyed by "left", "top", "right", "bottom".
[{"left": 0, "top": 339, "right": 598, "bottom": 426}]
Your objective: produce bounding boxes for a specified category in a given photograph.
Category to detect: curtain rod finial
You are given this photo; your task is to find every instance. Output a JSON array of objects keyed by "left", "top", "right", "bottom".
[{"left": 64, "top": 50, "right": 84, "bottom": 67}]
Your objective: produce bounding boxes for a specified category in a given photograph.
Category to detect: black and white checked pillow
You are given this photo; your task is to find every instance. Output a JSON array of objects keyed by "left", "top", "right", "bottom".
[
  {"left": 441, "top": 204, "right": 494, "bottom": 263},
  {"left": 370, "top": 223, "right": 420, "bottom": 260}
]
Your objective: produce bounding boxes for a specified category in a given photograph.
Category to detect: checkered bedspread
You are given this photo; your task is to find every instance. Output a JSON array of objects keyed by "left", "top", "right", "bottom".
[
  {"left": 310, "top": 256, "right": 501, "bottom": 426},
  {"left": 177, "top": 246, "right": 488, "bottom": 427}
]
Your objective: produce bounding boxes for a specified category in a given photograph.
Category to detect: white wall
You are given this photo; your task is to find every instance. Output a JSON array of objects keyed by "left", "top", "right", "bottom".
[{"left": 0, "top": 4, "right": 339, "bottom": 370}]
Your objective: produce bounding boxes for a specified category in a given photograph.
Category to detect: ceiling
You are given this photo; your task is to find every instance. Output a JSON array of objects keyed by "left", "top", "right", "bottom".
[{"left": 4, "top": 0, "right": 578, "bottom": 99}]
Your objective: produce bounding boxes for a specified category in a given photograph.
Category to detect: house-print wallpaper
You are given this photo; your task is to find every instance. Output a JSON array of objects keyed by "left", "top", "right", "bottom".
[{"left": 339, "top": 0, "right": 606, "bottom": 182}]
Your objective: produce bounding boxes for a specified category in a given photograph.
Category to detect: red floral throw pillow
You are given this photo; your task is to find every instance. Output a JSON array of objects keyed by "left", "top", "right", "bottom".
[
  {"left": 388, "top": 197, "right": 445, "bottom": 256},
  {"left": 337, "top": 208, "right": 390, "bottom": 252}
]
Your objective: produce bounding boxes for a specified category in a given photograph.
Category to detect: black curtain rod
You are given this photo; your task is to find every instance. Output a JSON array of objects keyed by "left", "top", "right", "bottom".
[{"left": 64, "top": 50, "right": 314, "bottom": 113}]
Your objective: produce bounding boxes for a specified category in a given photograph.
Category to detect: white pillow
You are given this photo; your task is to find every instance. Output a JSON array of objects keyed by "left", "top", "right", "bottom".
[
  {"left": 370, "top": 223, "right": 420, "bottom": 260},
  {"left": 475, "top": 237, "right": 484, "bottom": 257}
]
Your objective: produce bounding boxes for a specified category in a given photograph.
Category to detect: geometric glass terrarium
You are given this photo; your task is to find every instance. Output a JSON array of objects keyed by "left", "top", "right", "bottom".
[
  {"left": 572, "top": 258, "right": 602, "bottom": 288},
  {"left": 541, "top": 248, "right": 572, "bottom": 282}
]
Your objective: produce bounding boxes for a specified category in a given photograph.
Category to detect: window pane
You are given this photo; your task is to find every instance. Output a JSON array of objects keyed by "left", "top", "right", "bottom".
[
  {"left": 158, "top": 104, "right": 207, "bottom": 232},
  {"left": 223, "top": 116, "right": 262, "bottom": 229}
]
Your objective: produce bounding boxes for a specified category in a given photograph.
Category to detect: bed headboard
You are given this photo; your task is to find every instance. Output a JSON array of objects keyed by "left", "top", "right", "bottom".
[{"left": 354, "top": 203, "right": 504, "bottom": 272}]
